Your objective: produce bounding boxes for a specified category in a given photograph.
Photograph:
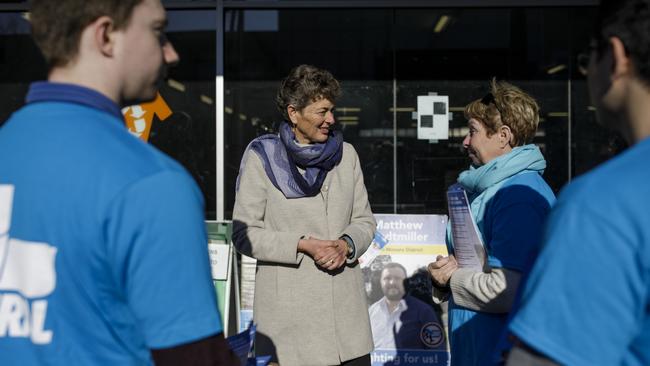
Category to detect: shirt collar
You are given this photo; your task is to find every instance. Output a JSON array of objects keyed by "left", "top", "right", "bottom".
[
  {"left": 382, "top": 297, "right": 407, "bottom": 314},
  {"left": 26, "top": 81, "right": 123, "bottom": 120}
]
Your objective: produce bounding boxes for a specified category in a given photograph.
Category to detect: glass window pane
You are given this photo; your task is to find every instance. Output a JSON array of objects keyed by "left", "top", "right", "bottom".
[
  {"left": 0, "top": 10, "right": 218, "bottom": 219},
  {"left": 224, "top": 8, "right": 395, "bottom": 217},
  {"left": 0, "top": 13, "right": 45, "bottom": 125},
  {"left": 394, "top": 8, "right": 573, "bottom": 213},
  {"left": 147, "top": 9, "right": 218, "bottom": 219}
]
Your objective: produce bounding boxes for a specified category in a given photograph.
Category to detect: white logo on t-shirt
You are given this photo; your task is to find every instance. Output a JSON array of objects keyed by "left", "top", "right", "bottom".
[{"left": 0, "top": 185, "right": 57, "bottom": 344}]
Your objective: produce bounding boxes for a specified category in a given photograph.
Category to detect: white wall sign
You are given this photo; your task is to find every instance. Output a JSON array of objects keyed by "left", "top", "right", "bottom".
[
  {"left": 417, "top": 95, "right": 449, "bottom": 140},
  {"left": 207, "top": 242, "right": 231, "bottom": 280}
]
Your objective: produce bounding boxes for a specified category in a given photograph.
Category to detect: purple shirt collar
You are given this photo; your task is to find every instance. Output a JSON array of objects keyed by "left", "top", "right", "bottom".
[{"left": 26, "top": 81, "right": 123, "bottom": 120}]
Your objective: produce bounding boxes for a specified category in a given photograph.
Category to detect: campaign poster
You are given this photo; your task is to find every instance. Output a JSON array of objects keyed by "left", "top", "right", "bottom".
[{"left": 364, "top": 214, "right": 450, "bottom": 366}]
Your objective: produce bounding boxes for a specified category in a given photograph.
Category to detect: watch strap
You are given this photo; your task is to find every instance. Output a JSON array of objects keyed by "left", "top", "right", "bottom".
[{"left": 340, "top": 235, "right": 355, "bottom": 259}]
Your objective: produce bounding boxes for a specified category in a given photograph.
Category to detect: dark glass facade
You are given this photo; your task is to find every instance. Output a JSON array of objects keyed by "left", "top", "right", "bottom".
[
  {"left": 224, "top": 6, "right": 623, "bottom": 218},
  {"left": 0, "top": 2, "right": 623, "bottom": 221}
]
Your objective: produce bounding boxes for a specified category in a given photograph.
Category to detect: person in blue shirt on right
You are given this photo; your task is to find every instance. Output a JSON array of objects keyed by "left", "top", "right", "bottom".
[{"left": 507, "top": 1, "right": 650, "bottom": 365}]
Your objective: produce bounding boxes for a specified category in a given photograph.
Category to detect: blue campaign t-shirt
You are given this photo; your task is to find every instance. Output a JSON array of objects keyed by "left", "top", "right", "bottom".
[
  {"left": 448, "top": 170, "right": 555, "bottom": 366},
  {"left": 510, "top": 137, "right": 650, "bottom": 366},
  {"left": 0, "top": 82, "right": 223, "bottom": 365}
]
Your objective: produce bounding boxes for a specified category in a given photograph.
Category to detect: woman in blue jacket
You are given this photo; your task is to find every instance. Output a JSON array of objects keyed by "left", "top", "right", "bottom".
[{"left": 428, "top": 80, "right": 556, "bottom": 366}]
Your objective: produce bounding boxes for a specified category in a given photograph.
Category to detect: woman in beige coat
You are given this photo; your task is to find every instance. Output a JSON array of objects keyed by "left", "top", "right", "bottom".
[{"left": 232, "top": 64, "right": 376, "bottom": 366}]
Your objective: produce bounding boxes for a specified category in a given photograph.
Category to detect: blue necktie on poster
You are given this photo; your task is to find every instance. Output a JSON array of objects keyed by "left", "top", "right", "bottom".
[
  {"left": 446, "top": 184, "right": 486, "bottom": 271},
  {"left": 227, "top": 323, "right": 271, "bottom": 366}
]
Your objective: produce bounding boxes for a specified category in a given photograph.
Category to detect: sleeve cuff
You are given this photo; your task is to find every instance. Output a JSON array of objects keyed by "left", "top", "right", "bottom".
[
  {"left": 432, "top": 284, "right": 450, "bottom": 304},
  {"left": 449, "top": 267, "right": 519, "bottom": 313},
  {"left": 449, "top": 268, "right": 477, "bottom": 301},
  {"left": 340, "top": 234, "right": 357, "bottom": 264}
]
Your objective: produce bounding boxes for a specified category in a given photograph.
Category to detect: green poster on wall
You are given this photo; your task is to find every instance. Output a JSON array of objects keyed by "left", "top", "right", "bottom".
[{"left": 206, "top": 221, "right": 236, "bottom": 335}]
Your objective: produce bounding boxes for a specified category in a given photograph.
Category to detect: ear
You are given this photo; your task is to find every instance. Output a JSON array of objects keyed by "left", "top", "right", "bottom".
[
  {"left": 92, "top": 16, "right": 117, "bottom": 57},
  {"left": 287, "top": 104, "right": 299, "bottom": 125},
  {"left": 609, "top": 36, "right": 631, "bottom": 80},
  {"left": 498, "top": 125, "right": 513, "bottom": 148}
]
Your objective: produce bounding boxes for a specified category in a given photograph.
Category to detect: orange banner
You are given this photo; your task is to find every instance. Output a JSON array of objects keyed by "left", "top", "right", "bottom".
[{"left": 122, "top": 93, "right": 172, "bottom": 142}]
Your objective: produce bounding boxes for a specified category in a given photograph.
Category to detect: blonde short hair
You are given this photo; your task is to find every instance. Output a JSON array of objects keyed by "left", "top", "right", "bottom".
[{"left": 464, "top": 79, "right": 540, "bottom": 146}]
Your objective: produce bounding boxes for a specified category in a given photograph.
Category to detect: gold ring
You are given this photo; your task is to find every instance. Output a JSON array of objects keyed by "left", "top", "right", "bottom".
[{"left": 329, "top": 259, "right": 334, "bottom": 264}]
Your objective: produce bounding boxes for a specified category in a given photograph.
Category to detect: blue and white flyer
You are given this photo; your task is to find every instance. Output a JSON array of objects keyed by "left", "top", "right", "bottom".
[
  {"left": 446, "top": 183, "right": 486, "bottom": 271},
  {"left": 365, "top": 214, "right": 450, "bottom": 366}
]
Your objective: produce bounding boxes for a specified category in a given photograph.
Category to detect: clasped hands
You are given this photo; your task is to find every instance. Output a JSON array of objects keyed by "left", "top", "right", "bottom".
[
  {"left": 298, "top": 237, "right": 348, "bottom": 271},
  {"left": 428, "top": 254, "right": 458, "bottom": 288}
]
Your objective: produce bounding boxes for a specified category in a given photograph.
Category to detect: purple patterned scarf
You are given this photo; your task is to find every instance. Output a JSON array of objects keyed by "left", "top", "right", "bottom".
[{"left": 236, "top": 122, "right": 343, "bottom": 198}]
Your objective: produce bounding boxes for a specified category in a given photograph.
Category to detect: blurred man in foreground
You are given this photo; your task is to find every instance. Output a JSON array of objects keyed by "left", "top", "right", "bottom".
[{"left": 0, "top": 0, "right": 236, "bottom": 364}]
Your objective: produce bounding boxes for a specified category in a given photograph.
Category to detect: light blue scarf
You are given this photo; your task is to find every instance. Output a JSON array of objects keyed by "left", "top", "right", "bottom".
[{"left": 458, "top": 144, "right": 547, "bottom": 231}]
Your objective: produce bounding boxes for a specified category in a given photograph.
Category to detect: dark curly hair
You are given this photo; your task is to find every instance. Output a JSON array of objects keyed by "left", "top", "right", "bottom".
[{"left": 275, "top": 64, "right": 341, "bottom": 121}]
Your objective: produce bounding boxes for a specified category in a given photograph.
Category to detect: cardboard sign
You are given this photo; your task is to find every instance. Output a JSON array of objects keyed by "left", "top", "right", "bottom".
[{"left": 208, "top": 242, "right": 231, "bottom": 281}]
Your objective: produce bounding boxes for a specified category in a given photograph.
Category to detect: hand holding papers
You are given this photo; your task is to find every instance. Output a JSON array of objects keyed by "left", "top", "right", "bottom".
[
  {"left": 447, "top": 184, "right": 487, "bottom": 271},
  {"left": 428, "top": 254, "right": 458, "bottom": 288}
]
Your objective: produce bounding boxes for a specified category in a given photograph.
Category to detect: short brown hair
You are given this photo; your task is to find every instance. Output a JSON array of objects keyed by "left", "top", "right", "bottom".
[
  {"left": 464, "top": 79, "right": 540, "bottom": 146},
  {"left": 30, "top": 0, "right": 144, "bottom": 68},
  {"left": 275, "top": 64, "right": 341, "bottom": 121}
]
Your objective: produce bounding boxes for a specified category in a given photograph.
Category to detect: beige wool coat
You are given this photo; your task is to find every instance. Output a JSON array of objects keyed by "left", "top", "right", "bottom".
[{"left": 232, "top": 142, "right": 376, "bottom": 366}]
